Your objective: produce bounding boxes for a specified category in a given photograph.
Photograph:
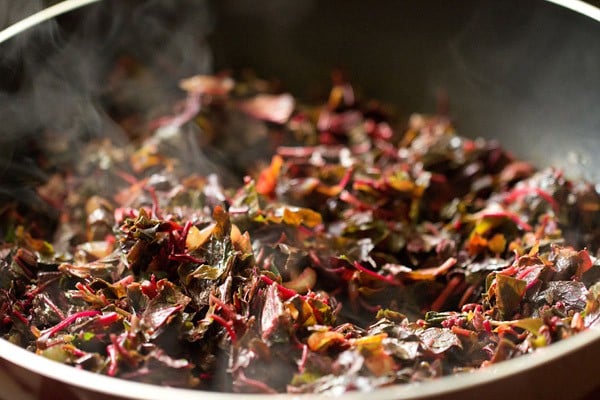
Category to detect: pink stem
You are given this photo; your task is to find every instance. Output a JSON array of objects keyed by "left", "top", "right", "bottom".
[
  {"left": 210, "top": 314, "right": 237, "bottom": 344},
  {"left": 353, "top": 261, "right": 400, "bottom": 286},
  {"left": 505, "top": 187, "right": 559, "bottom": 213},
  {"left": 95, "top": 312, "right": 120, "bottom": 326},
  {"left": 260, "top": 275, "right": 300, "bottom": 300},
  {"left": 106, "top": 344, "right": 118, "bottom": 376},
  {"left": 39, "top": 310, "right": 101, "bottom": 340},
  {"left": 430, "top": 276, "right": 462, "bottom": 312}
]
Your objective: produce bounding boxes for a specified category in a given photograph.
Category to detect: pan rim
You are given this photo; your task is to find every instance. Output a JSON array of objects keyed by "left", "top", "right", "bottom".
[{"left": 1, "top": 326, "right": 599, "bottom": 399}]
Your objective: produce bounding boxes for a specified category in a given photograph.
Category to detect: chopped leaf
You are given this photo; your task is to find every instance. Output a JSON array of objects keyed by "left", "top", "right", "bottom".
[
  {"left": 494, "top": 274, "right": 527, "bottom": 319},
  {"left": 1, "top": 70, "right": 599, "bottom": 395}
]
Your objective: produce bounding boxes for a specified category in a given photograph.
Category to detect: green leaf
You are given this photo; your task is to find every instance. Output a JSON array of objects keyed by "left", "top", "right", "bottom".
[
  {"left": 510, "top": 317, "right": 544, "bottom": 334},
  {"left": 188, "top": 264, "right": 222, "bottom": 280},
  {"left": 495, "top": 274, "right": 527, "bottom": 319}
]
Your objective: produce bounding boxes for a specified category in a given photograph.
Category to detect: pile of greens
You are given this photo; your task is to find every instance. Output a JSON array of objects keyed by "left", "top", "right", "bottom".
[{"left": 1, "top": 73, "right": 600, "bottom": 394}]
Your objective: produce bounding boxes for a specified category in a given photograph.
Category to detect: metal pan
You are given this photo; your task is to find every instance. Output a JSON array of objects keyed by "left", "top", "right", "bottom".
[{"left": 0, "top": 1, "right": 598, "bottom": 399}]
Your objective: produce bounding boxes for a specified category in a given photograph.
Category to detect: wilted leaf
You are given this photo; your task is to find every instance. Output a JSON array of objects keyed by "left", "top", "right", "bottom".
[
  {"left": 307, "top": 330, "right": 346, "bottom": 352},
  {"left": 185, "top": 224, "right": 215, "bottom": 251},
  {"left": 418, "top": 327, "right": 462, "bottom": 354},
  {"left": 495, "top": 274, "right": 527, "bottom": 319},
  {"left": 239, "top": 93, "right": 295, "bottom": 124},
  {"left": 179, "top": 74, "right": 234, "bottom": 95}
]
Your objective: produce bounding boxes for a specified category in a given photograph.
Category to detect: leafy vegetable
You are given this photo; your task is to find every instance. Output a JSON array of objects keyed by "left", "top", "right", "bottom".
[{"left": 1, "top": 72, "right": 599, "bottom": 394}]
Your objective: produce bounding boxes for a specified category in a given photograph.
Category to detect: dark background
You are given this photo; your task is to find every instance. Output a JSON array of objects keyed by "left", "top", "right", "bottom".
[
  {"left": 209, "top": 0, "right": 600, "bottom": 181},
  {"left": 0, "top": 0, "right": 598, "bottom": 181}
]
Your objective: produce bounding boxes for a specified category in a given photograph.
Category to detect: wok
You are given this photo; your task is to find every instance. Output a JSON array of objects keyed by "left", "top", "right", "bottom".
[{"left": 0, "top": 0, "right": 599, "bottom": 399}]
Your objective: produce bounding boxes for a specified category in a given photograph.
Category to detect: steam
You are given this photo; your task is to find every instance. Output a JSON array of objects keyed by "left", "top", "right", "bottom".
[
  {"left": 0, "top": 0, "right": 216, "bottom": 206},
  {"left": 0, "top": 0, "right": 63, "bottom": 208},
  {"left": 1, "top": 0, "right": 598, "bottom": 212}
]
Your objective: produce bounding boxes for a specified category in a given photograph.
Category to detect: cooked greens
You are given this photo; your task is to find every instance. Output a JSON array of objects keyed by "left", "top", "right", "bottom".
[{"left": 1, "top": 73, "right": 599, "bottom": 394}]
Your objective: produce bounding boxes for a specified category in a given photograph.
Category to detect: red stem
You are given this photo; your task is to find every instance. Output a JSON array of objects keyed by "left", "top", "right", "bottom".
[
  {"left": 65, "top": 345, "right": 87, "bottom": 358},
  {"left": 11, "top": 309, "right": 29, "bottom": 325},
  {"left": 145, "top": 186, "right": 162, "bottom": 219},
  {"left": 430, "top": 275, "right": 463, "bottom": 312},
  {"left": 39, "top": 310, "right": 101, "bottom": 340},
  {"left": 106, "top": 344, "right": 118, "bottom": 376},
  {"left": 298, "top": 344, "right": 309, "bottom": 373},
  {"left": 210, "top": 314, "right": 237, "bottom": 344},
  {"left": 451, "top": 325, "right": 475, "bottom": 337},
  {"left": 111, "top": 333, "right": 137, "bottom": 366},
  {"left": 40, "top": 294, "right": 66, "bottom": 320},
  {"left": 339, "top": 190, "right": 375, "bottom": 211},
  {"left": 180, "top": 221, "right": 193, "bottom": 248},
  {"left": 95, "top": 312, "right": 120, "bottom": 326},
  {"left": 353, "top": 262, "right": 400, "bottom": 286},
  {"left": 458, "top": 284, "right": 476, "bottom": 309},
  {"left": 235, "top": 371, "right": 278, "bottom": 394},
  {"left": 505, "top": 187, "right": 559, "bottom": 213},
  {"left": 260, "top": 275, "right": 300, "bottom": 300},
  {"left": 115, "top": 170, "right": 139, "bottom": 185},
  {"left": 337, "top": 167, "right": 354, "bottom": 189},
  {"left": 482, "top": 319, "right": 492, "bottom": 334},
  {"left": 480, "top": 210, "right": 533, "bottom": 232}
]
